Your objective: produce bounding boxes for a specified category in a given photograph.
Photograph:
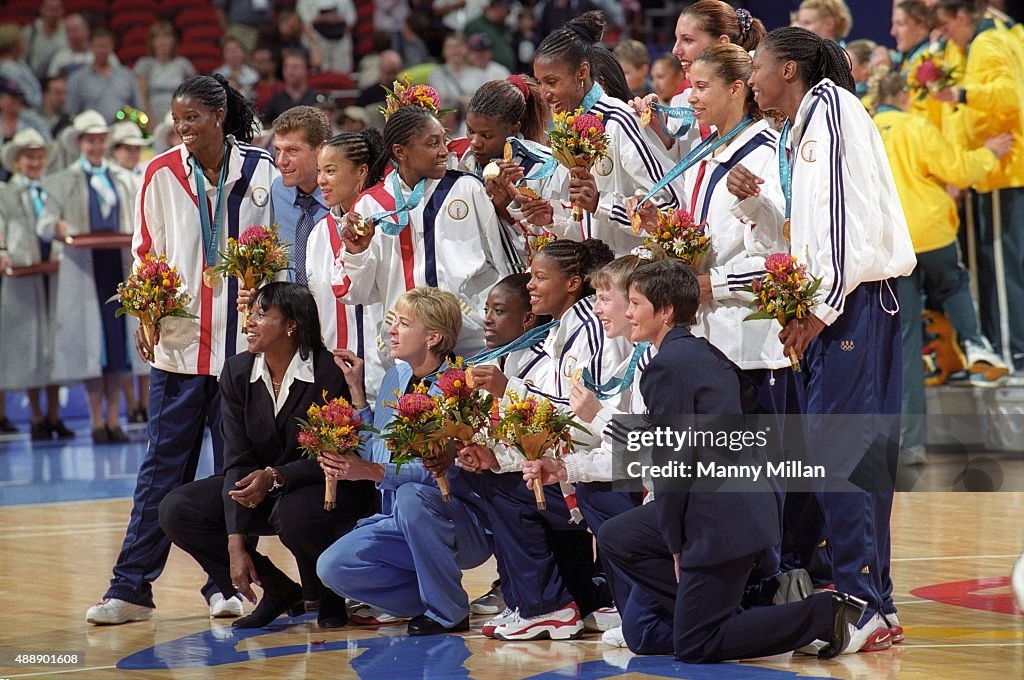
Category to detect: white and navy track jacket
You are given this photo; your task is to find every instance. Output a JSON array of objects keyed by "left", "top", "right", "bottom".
[
  {"left": 333, "top": 170, "right": 520, "bottom": 361},
  {"left": 132, "top": 139, "right": 279, "bottom": 376},
  {"left": 304, "top": 210, "right": 386, "bottom": 402},
  {"left": 734, "top": 80, "right": 916, "bottom": 326}
]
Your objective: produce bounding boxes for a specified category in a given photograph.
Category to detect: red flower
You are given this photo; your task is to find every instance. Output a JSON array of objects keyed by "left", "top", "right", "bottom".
[
  {"left": 436, "top": 369, "right": 473, "bottom": 400},
  {"left": 239, "top": 225, "right": 271, "bottom": 246},
  {"left": 764, "top": 252, "right": 796, "bottom": 275},
  {"left": 396, "top": 392, "right": 435, "bottom": 419},
  {"left": 321, "top": 400, "right": 358, "bottom": 427},
  {"left": 573, "top": 113, "right": 605, "bottom": 136},
  {"left": 400, "top": 85, "right": 442, "bottom": 110},
  {"left": 915, "top": 60, "right": 942, "bottom": 86},
  {"left": 297, "top": 430, "right": 320, "bottom": 451}
]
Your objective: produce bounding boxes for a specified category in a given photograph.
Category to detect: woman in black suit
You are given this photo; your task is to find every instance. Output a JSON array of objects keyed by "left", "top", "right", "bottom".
[
  {"left": 597, "top": 260, "right": 866, "bottom": 662},
  {"left": 159, "top": 282, "right": 376, "bottom": 629}
]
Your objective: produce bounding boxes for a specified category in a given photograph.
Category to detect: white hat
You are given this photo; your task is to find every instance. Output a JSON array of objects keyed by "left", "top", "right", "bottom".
[
  {"left": 60, "top": 110, "right": 110, "bottom": 152},
  {"left": 108, "top": 121, "right": 151, "bottom": 149},
  {"left": 0, "top": 128, "right": 48, "bottom": 172}
]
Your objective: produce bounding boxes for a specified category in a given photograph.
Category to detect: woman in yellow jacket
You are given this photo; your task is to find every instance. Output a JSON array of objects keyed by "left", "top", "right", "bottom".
[
  {"left": 873, "top": 70, "right": 1012, "bottom": 464},
  {"left": 933, "top": 0, "right": 1024, "bottom": 372}
]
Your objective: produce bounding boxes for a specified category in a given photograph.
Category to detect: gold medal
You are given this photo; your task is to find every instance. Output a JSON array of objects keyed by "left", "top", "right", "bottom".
[
  {"left": 465, "top": 366, "right": 475, "bottom": 389},
  {"left": 482, "top": 161, "right": 501, "bottom": 181},
  {"left": 202, "top": 266, "right": 220, "bottom": 289},
  {"left": 353, "top": 217, "right": 372, "bottom": 237},
  {"left": 640, "top": 107, "right": 652, "bottom": 128},
  {"left": 631, "top": 212, "right": 643, "bottom": 235},
  {"left": 503, "top": 141, "right": 513, "bottom": 162},
  {"left": 572, "top": 368, "right": 583, "bottom": 383},
  {"left": 518, "top": 186, "right": 540, "bottom": 200},
  {"left": 782, "top": 218, "right": 792, "bottom": 243}
]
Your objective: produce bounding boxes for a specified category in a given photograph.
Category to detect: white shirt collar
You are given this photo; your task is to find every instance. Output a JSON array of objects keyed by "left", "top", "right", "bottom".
[{"left": 249, "top": 350, "right": 315, "bottom": 415}]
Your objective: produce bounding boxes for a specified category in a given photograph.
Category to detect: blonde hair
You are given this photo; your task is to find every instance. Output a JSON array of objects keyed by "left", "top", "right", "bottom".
[
  {"left": 395, "top": 287, "right": 463, "bottom": 357},
  {"left": 589, "top": 249, "right": 667, "bottom": 292},
  {"left": 870, "top": 69, "right": 906, "bottom": 114},
  {"left": 799, "top": 0, "right": 853, "bottom": 39}
]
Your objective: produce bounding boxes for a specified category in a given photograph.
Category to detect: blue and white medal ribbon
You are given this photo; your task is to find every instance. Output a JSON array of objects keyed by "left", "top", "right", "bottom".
[
  {"left": 579, "top": 342, "right": 650, "bottom": 399},
  {"left": 368, "top": 172, "right": 428, "bottom": 236}
]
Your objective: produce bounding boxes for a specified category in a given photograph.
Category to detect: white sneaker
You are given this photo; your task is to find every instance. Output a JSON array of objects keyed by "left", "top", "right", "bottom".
[
  {"left": 86, "top": 598, "right": 154, "bottom": 625},
  {"left": 842, "top": 612, "right": 893, "bottom": 653},
  {"left": 964, "top": 338, "right": 1009, "bottom": 386},
  {"left": 601, "top": 625, "right": 628, "bottom": 648},
  {"left": 470, "top": 581, "right": 505, "bottom": 615},
  {"left": 493, "top": 602, "right": 584, "bottom": 641},
  {"left": 1012, "top": 553, "right": 1024, "bottom": 613},
  {"left": 348, "top": 603, "right": 406, "bottom": 626},
  {"left": 481, "top": 607, "right": 518, "bottom": 638},
  {"left": 583, "top": 606, "right": 621, "bottom": 632},
  {"left": 210, "top": 592, "right": 244, "bottom": 618}
]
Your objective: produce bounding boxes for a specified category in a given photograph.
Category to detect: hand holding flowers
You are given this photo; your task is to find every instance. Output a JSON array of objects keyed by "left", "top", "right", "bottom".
[{"left": 742, "top": 253, "right": 823, "bottom": 371}]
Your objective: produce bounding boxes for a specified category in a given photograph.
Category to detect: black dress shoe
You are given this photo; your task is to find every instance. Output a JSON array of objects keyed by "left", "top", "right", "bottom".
[
  {"left": 48, "top": 419, "right": 75, "bottom": 439},
  {"left": 0, "top": 417, "right": 19, "bottom": 433},
  {"left": 819, "top": 592, "right": 869, "bottom": 659},
  {"left": 407, "top": 614, "right": 470, "bottom": 636},
  {"left": 107, "top": 426, "right": 130, "bottom": 443},
  {"left": 31, "top": 421, "right": 52, "bottom": 440},
  {"left": 317, "top": 589, "right": 348, "bottom": 629},
  {"left": 91, "top": 426, "right": 110, "bottom": 444},
  {"left": 232, "top": 585, "right": 305, "bottom": 629}
]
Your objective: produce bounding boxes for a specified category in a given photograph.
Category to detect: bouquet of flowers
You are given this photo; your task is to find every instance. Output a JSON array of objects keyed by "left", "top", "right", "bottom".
[
  {"left": 214, "top": 224, "right": 289, "bottom": 325},
  {"left": 430, "top": 362, "right": 495, "bottom": 499},
  {"left": 548, "top": 108, "right": 611, "bottom": 221},
  {"left": 492, "top": 391, "right": 589, "bottom": 510},
  {"left": 742, "top": 253, "right": 823, "bottom": 371},
  {"left": 381, "top": 75, "right": 453, "bottom": 121},
  {"left": 107, "top": 253, "right": 195, "bottom": 352},
  {"left": 298, "top": 394, "right": 376, "bottom": 510},
  {"left": 379, "top": 384, "right": 451, "bottom": 499},
  {"left": 908, "top": 50, "right": 958, "bottom": 102},
  {"left": 642, "top": 207, "right": 711, "bottom": 268}
]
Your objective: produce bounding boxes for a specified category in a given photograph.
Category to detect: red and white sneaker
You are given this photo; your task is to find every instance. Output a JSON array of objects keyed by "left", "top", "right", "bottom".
[
  {"left": 348, "top": 604, "right": 406, "bottom": 626},
  {"left": 843, "top": 613, "right": 893, "bottom": 653},
  {"left": 883, "top": 613, "right": 904, "bottom": 644},
  {"left": 493, "top": 602, "right": 584, "bottom": 641},
  {"left": 481, "top": 608, "right": 518, "bottom": 638},
  {"left": 583, "top": 606, "right": 621, "bottom": 632}
]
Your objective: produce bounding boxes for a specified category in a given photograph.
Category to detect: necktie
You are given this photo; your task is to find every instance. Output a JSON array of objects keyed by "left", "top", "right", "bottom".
[
  {"left": 293, "top": 192, "right": 319, "bottom": 286},
  {"left": 28, "top": 182, "right": 46, "bottom": 217},
  {"left": 80, "top": 159, "right": 117, "bottom": 219}
]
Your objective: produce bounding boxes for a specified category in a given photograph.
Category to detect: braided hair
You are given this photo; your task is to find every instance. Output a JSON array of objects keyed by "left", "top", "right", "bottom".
[
  {"left": 370, "top": 105, "right": 441, "bottom": 181},
  {"left": 534, "top": 10, "right": 606, "bottom": 73},
  {"left": 535, "top": 238, "right": 615, "bottom": 301},
  {"left": 172, "top": 74, "right": 259, "bottom": 143},
  {"left": 324, "top": 128, "right": 386, "bottom": 188},
  {"left": 467, "top": 76, "right": 546, "bottom": 143},
  {"left": 759, "top": 27, "right": 856, "bottom": 94},
  {"left": 589, "top": 46, "right": 634, "bottom": 103}
]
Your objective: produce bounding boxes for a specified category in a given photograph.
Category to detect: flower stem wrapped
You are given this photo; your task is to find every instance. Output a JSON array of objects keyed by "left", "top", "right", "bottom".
[
  {"left": 548, "top": 108, "right": 611, "bottom": 222},
  {"left": 106, "top": 253, "right": 196, "bottom": 351},
  {"left": 214, "top": 224, "right": 290, "bottom": 325},
  {"left": 298, "top": 392, "right": 376, "bottom": 510}
]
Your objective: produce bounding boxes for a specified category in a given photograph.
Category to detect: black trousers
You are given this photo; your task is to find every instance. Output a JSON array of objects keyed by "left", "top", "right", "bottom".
[
  {"left": 598, "top": 502, "right": 836, "bottom": 663},
  {"left": 159, "top": 475, "right": 375, "bottom": 601}
]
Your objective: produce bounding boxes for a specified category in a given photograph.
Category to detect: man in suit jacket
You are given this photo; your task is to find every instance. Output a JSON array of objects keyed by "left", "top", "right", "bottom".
[
  {"left": 159, "top": 283, "right": 376, "bottom": 629},
  {"left": 597, "top": 259, "right": 864, "bottom": 662}
]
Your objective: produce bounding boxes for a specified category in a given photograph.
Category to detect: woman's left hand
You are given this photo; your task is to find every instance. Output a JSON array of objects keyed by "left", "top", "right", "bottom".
[
  {"left": 569, "top": 379, "right": 601, "bottom": 424},
  {"left": 522, "top": 457, "right": 567, "bottom": 487},
  {"left": 568, "top": 167, "right": 600, "bottom": 214},
  {"left": 778, "top": 315, "right": 826, "bottom": 362},
  {"left": 320, "top": 450, "right": 384, "bottom": 482},
  {"left": 228, "top": 469, "right": 273, "bottom": 508},
  {"left": 332, "top": 348, "right": 366, "bottom": 404}
]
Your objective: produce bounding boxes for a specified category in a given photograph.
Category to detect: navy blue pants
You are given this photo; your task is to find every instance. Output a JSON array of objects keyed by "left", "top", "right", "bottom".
[
  {"left": 803, "top": 281, "right": 902, "bottom": 621},
  {"left": 576, "top": 482, "right": 641, "bottom": 611},
  {"left": 104, "top": 368, "right": 223, "bottom": 607}
]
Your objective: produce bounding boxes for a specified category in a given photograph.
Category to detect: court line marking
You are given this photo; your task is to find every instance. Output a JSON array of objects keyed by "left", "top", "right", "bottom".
[
  {"left": 4, "top": 665, "right": 118, "bottom": 677},
  {"left": 892, "top": 554, "right": 1021, "bottom": 562},
  {"left": 902, "top": 642, "right": 1024, "bottom": 648},
  {"left": 0, "top": 527, "right": 126, "bottom": 540}
]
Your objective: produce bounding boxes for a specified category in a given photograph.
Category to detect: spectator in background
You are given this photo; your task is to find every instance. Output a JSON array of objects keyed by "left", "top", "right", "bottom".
[
  {"left": 357, "top": 49, "right": 402, "bottom": 130},
  {"left": 250, "top": 47, "right": 282, "bottom": 113},
  {"left": 1, "top": 80, "right": 51, "bottom": 144},
  {"left": 338, "top": 105, "right": 368, "bottom": 132},
  {"left": 434, "top": 0, "right": 490, "bottom": 33},
  {"left": 22, "top": 0, "right": 67, "bottom": 81},
  {"left": 892, "top": 0, "right": 934, "bottom": 74},
  {"left": 429, "top": 34, "right": 485, "bottom": 117},
  {"left": 464, "top": 2, "right": 516, "bottom": 72},
  {"left": 393, "top": 15, "right": 434, "bottom": 71},
  {"left": 613, "top": 39, "right": 651, "bottom": 98},
  {"left": 150, "top": 111, "right": 181, "bottom": 155},
  {"left": 466, "top": 33, "right": 509, "bottom": 82},
  {"left": 297, "top": 0, "right": 356, "bottom": 74},
  {"left": 135, "top": 23, "right": 196, "bottom": 126},
  {"left": 538, "top": 0, "right": 599, "bottom": 37},
  {"left": 0, "top": 24, "right": 43, "bottom": 111},
  {"left": 792, "top": 0, "right": 853, "bottom": 45},
  {"left": 357, "top": 31, "right": 395, "bottom": 89},
  {"left": 650, "top": 53, "right": 684, "bottom": 105},
  {"left": 846, "top": 39, "right": 877, "bottom": 99},
  {"left": 375, "top": 0, "right": 411, "bottom": 35},
  {"left": 215, "top": 36, "right": 259, "bottom": 101},
  {"left": 65, "top": 27, "right": 140, "bottom": 122},
  {"left": 261, "top": 9, "right": 324, "bottom": 73},
  {"left": 262, "top": 50, "right": 321, "bottom": 126},
  {"left": 39, "top": 75, "right": 72, "bottom": 137},
  {"left": 214, "top": 0, "right": 273, "bottom": 53},
  {"left": 512, "top": 7, "right": 541, "bottom": 74},
  {"left": 46, "top": 13, "right": 91, "bottom": 78}
]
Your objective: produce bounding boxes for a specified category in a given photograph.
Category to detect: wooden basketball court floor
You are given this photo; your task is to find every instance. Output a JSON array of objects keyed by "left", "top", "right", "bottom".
[{"left": 0, "top": 426, "right": 1021, "bottom": 679}]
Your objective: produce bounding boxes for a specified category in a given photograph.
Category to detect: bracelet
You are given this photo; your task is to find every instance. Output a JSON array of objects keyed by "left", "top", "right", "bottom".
[{"left": 265, "top": 466, "right": 284, "bottom": 493}]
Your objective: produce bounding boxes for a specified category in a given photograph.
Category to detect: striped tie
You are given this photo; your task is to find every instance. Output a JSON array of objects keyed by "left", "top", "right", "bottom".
[{"left": 293, "top": 192, "right": 318, "bottom": 286}]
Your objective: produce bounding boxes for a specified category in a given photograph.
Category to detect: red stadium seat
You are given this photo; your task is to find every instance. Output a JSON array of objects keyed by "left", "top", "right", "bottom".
[
  {"left": 308, "top": 72, "right": 356, "bottom": 91},
  {"left": 158, "top": 0, "right": 212, "bottom": 18},
  {"left": 63, "top": 0, "right": 110, "bottom": 15},
  {"left": 110, "top": 11, "right": 159, "bottom": 33},
  {"left": 110, "top": 0, "right": 160, "bottom": 15},
  {"left": 117, "top": 43, "right": 149, "bottom": 67},
  {"left": 181, "top": 25, "right": 224, "bottom": 44},
  {"left": 174, "top": 7, "right": 220, "bottom": 30}
]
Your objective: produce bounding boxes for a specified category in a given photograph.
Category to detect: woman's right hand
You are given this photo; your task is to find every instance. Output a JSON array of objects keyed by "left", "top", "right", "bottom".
[
  {"left": 332, "top": 348, "right": 366, "bottom": 404},
  {"left": 457, "top": 444, "right": 499, "bottom": 473},
  {"left": 629, "top": 93, "right": 658, "bottom": 118},
  {"left": 228, "top": 535, "right": 260, "bottom": 604},
  {"left": 134, "top": 325, "right": 159, "bottom": 363},
  {"left": 237, "top": 287, "right": 255, "bottom": 314},
  {"left": 55, "top": 220, "right": 69, "bottom": 241},
  {"left": 341, "top": 212, "right": 375, "bottom": 255},
  {"left": 726, "top": 163, "right": 765, "bottom": 201},
  {"left": 518, "top": 192, "right": 554, "bottom": 227},
  {"left": 522, "top": 457, "right": 567, "bottom": 487},
  {"left": 985, "top": 132, "right": 1014, "bottom": 159},
  {"left": 466, "top": 364, "right": 508, "bottom": 398}
]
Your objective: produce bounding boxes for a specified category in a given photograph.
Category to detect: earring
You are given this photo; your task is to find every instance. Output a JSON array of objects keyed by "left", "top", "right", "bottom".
[
  {"left": 287, "top": 330, "right": 293, "bottom": 337},
  {"left": 579, "top": 80, "right": 585, "bottom": 90}
]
